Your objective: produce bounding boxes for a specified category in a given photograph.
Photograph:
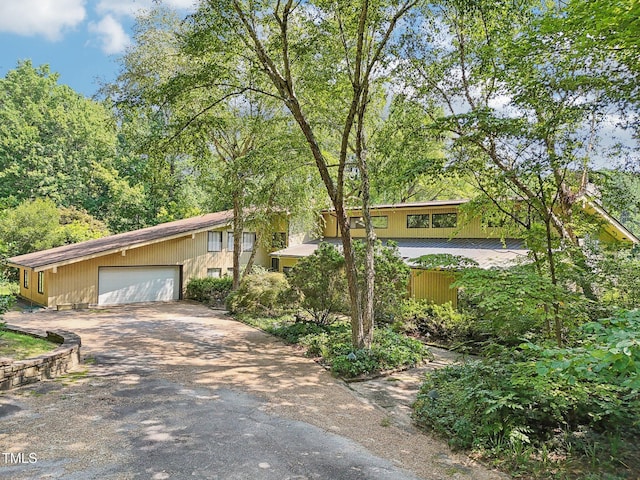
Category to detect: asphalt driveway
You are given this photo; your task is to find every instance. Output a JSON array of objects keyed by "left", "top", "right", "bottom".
[{"left": 0, "top": 302, "right": 506, "bottom": 479}]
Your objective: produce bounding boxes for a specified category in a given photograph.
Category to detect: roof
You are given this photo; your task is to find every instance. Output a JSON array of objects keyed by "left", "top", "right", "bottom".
[
  {"left": 8, "top": 210, "right": 234, "bottom": 272},
  {"left": 272, "top": 237, "right": 528, "bottom": 269}
]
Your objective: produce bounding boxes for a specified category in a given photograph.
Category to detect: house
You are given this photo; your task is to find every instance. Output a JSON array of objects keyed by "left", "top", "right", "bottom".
[
  {"left": 7, "top": 210, "right": 289, "bottom": 309},
  {"left": 270, "top": 199, "right": 640, "bottom": 307},
  {"left": 8, "top": 198, "right": 637, "bottom": 310}
]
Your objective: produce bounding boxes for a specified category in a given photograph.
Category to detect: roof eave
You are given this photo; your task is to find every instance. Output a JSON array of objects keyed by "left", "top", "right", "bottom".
[{"left": 7, "top": 219, "right": 232, "bottom": 272}]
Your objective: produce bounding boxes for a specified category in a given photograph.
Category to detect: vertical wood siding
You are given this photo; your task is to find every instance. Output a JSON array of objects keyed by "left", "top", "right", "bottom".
[
  {"left": 18, "top": 267, "right": 49, "bottom": 307},
  {"left": 322, "top": 207, "right": 500, "bottom": 239},
  {"left": 45, "top": 228, "right": 270, "bottom": 307},
  {"left": 409, "top": 269, "right": 458, "bottom": 307}
]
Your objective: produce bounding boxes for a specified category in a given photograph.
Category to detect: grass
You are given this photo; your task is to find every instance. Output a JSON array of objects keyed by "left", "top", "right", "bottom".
[{"left": 0, "top": 329, "right": 57, "bottom": 360}]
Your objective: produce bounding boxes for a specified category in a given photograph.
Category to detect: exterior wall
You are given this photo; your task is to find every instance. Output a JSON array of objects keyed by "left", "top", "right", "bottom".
[
  {"left": 409, "top": 269, "right": 458, "bottom": 307},
  {"left": 278, "top": 257, "right": 300, "bottom": 272},
  {"left": 322, "top": 206, "right": 500, "bottom": 239},
  {"left": 18, "top": 267, "right": 49, "bottom": 307},
  {"left": 44, "top": 227, "right": 270, "bottom": 308},
  {"left": 273, "top": 255, "right": 458, "bottom": 306}
]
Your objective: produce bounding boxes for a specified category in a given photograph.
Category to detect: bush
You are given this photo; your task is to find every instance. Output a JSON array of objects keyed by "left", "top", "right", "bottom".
[
  {"left": 297, "top": 324, "right": 432, "bottom": 377},
  {"left": 413, "top": 310, "right": 640, "bottom": 461},
  {"left": 398, "top": 299, "right": 473, "bottom": 341},
  {"left": 354, "top": 240, "right": 411, "bottom": 323},
  {"left": 185, "top": 277, "right": 233, "bottom": 305},
  {"left": 226, "top": 272, "right": 290, "bottom": 315},
  {"left": 288, "top": 242, "right": 348, "bottom": 324},
  {"left": 235, "top": 313, "right": 432, "bottom": 378}
]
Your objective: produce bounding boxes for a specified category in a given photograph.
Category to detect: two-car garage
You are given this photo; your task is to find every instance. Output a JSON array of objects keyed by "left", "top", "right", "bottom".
[{"left": 97, "top": 266, "right": 182, "bottom": 306}]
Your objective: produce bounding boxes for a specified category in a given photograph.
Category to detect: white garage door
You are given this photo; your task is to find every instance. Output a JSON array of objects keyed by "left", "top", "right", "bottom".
[{"left": 98, "top": 266, "right": 181, "bottom": 305}]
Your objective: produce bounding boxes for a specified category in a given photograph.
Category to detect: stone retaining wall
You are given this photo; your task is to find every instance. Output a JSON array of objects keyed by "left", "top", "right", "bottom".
[{"left": 0, "top": 325, "right": 82, "bottom": 390}]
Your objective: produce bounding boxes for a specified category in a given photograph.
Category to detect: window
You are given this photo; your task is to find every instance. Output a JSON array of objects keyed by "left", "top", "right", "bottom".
[
  {"left": 432, "top": 213, "right": 457, "bottom": 228},
  {"left": 349, "top": 216, "right": 388, "bottom": 229},
  {"left": 242, "top": 232, "right": 256, "bottom": 252},
  {"left": 37, "top": 272, "right": 44, "bottom": 294},
  {"left": 272, "top": 232, "right": 287, "bottom": 249},
  {"left": 207, "top": 231, "right": 222, "bottom": 252},
  {"left": 282, "top": 266, "right": 292, "bottom": 274},
  {"left": 23, "top": 270, "right": 28, "bottom": 289},
  {"left": 226, "top": 268, "right": 234, "bottom": 277},
  {"left": 271, "top": 258, "right": 280, "bottom": 271},
  {"left": 207, "top": 268, "right": 222, "bottom": 278},
  {"left": 407, "top": 214, "right": 430, "bottom": 228},
  {"left": 227, "top": 232, "right": 234, "bottom": 251}
]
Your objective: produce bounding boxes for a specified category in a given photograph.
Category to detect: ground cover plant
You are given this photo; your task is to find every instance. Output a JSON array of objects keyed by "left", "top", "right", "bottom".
[
  {"left": 413, "top": 309, "right": 640, "bottom": 479},
  {"left": 237, "top": 313, "right": 432, "bottom": 378}
]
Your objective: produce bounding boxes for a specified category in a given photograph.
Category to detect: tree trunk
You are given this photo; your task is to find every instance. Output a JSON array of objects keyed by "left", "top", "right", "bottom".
[{"left": 232, "top": 190, "right": 244, "bottom": 290}]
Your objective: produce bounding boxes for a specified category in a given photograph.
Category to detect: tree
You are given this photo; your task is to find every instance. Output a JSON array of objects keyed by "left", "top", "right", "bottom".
[
  {"left": 397, "top": 0, "right": 632, "bottom": 344},
  {"left": 113, "top": 7, "right": 320, "bottom": 289},
  {"left": 0, "top": 61, "right": 139, "bottom": 230},
  {"left": 183, "top": 0, "right": 419, "bottom": 349},
  {"left": 0, "top": 198, "right": 108, "bottom": 259},
  {"left": 288, "top": 243, "right": 348, "bottom": 325},
  {"left": 107, "top": 9, "right": 209, "bottom": 229},
  {"left": 354, "top": 240, "right": 410, "bottom": 322}
]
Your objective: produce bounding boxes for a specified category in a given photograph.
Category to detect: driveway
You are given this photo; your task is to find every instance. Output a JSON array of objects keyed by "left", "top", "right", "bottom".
[{"left": 0, "top": 302, "right": 506, "bottom": 480}]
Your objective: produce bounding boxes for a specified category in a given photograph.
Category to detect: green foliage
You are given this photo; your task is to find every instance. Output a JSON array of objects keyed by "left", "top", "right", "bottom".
[
  {"left": 288, "top": 243, "right": 348, "bottom": 324},
  {"left": 455, "top": 265, "right": 587, "bottom": 343},
  {"left": 354, "top": 240, "right": 411, "bottom": 323},
  {"left": 594, "top": 246, "right": 640, "bottom": 310},
  {"left": 226, "top": 272, "right": 290, "bottom": 315},
  {"left": 0, "top": 61, "right": 145, "bottom": 230},
  {"left": 0, "top": 294, "right": 14, "bottom": 315},
  {"left": 325, "top": 328, "right": 432, "bottom": 378},
  {"left": 411, "top": 253, "right": 478, "bottom": 270},
  {"left": 398, "top": 299, "right": 473, "bottom": 341},
  {"left": 413, "top": 310, "right": 640, "bottom": 477},
  {"left": 236, "top": 313, "right": 432, "bottom": 378},
  {"left": 0, "top": 199, "right": 108, "bottom": 259},
  {"left": 185, "top": 277, "right": 233, "bottom": 305}
]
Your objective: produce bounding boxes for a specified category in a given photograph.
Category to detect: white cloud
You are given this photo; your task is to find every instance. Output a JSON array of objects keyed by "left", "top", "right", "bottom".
[
  {"left": 88, "top": 15, "right": 131, "bottom": 54},
  {"left": 0, "top": 0, "right": 86, "bottom": 41},
  {"left": 96, "top": 0, "right": 195, "bottom": 18}
]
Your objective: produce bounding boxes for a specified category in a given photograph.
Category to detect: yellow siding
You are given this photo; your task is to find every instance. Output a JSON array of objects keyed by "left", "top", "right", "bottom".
[
  {"left": 409, "top": 269, "right": 458, "bottom": 307},
  {"left": 18, "top": 267, "right": 49, "bottom": 307},
  {"left": 278, "top": 257, "right": 299, "bottom": 271},
  {"left": 322, "top": 207, "right": 500, "bottom": 239},
  {"left": 45, "top": 227, "right": 270, "bottom": 308}
]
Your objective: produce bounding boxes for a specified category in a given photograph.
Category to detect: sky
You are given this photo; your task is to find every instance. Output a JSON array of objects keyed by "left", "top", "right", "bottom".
[{"left": 0, "top": 0, "right": 195, "bottom": 98}]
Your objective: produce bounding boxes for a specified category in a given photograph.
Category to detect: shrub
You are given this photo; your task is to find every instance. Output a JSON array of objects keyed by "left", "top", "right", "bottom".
[
  {"left": 185, "top": 277, "right": 233, "bottom": 305},
  {"left": 288, "top": 242, "right": 348, "bottom": 324},
  {"left": 353, "top": 240, "right": 411, "bottom": 323},
  {"left": 226, "top": 272, "right": 290, "bottom": 315},
  {"left": 398, "top": 299, "right": 473, "bottom": 341},
  {"left": 296, "top": 324, "right": 432, "bottom": 377},
  {"left": 414, "top": 310, "right": 640, "bottom": 456}
]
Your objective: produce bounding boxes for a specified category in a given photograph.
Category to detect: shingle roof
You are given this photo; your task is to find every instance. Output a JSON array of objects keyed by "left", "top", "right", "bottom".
[
  {"left": 7, "top": 210, "right": 234, "bottom": 271},
  {"left": 272, "top": 237, "right": 528, "bottom": 269}
]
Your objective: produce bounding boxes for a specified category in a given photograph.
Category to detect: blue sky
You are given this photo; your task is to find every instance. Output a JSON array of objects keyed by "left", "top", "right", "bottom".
[{"left": 0, "top": 0, "right": 194, "bottom": 98}]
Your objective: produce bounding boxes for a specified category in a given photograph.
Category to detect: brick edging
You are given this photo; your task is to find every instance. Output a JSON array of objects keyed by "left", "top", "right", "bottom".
[{"left": 0, "top": 325, "right": 82, "bottom": 390}]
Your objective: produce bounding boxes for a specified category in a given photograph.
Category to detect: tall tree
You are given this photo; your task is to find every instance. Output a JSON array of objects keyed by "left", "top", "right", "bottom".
[
  {"left": 112, "top": 7, "right": 320, "bottom": 289},
  {"left": 0, "top": 61, "right": 139, "bottom": 229},
  {"left": 184, "top": 0, "right": 418, "bottom": 349},
  {"left": 398, "top": 0, "right": 634, "bottom": 344}
]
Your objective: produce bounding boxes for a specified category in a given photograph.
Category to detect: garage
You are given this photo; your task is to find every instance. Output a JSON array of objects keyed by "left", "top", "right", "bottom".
[{"left": 98, "top": 266, "right": 181, "bottom": 305}]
